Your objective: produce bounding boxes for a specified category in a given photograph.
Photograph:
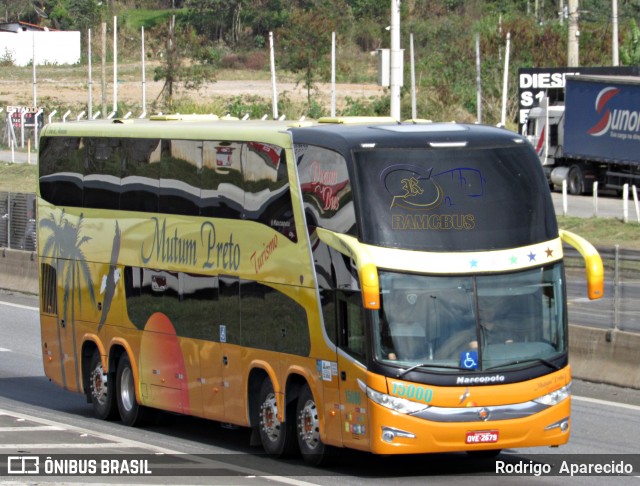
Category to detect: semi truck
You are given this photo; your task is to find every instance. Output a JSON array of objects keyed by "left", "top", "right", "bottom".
[{"left": 525, "top": 75, "right": 640, "bottom": 195}]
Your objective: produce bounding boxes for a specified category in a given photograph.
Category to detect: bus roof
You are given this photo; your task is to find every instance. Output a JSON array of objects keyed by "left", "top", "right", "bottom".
[{"left": 40, "top": 117, "right": 526, "bottom": 153}]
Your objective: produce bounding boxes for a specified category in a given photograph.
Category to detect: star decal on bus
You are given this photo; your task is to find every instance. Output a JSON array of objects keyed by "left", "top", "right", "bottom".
[{"left": 528, "top": 251, "right": 537, "bottom": 261}]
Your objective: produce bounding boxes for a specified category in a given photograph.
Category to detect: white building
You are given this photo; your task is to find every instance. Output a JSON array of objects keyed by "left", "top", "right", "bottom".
[{"left": 0, "top": 22, "right": 80, "bottom": 66}]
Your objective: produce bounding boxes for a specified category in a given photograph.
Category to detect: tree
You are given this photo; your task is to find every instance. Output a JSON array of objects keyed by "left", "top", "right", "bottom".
[
  {"left": 277, "top": 0, "right": 353, "bottom": 107},
  {"left": 620, "top": 19, "right": 640, "bottom": 66}
]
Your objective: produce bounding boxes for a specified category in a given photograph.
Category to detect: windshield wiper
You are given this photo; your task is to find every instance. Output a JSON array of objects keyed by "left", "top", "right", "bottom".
[
  {"left": 397, "top": 363, "right": 467, "bottom": 378},
  {"left": 485, "top": 357, "right": 560, "bottom": 371}
]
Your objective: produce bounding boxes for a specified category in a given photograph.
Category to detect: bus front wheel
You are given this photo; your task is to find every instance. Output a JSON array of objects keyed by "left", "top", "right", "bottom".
[
  {"left": 88, "top": 349, "right": 117, "bottom": 420},
  {"left": 257, "top": 379, "right": 296, "bottom": 457},
  {"left": 115, "top": 354, "right": 149, "bottom": 426}
]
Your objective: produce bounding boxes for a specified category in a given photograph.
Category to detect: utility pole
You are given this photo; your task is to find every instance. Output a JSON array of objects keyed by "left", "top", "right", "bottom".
[
  {"left": 568, "top": 0, "right": 579, "bottom": 67},
  {"left": 390, "top": 0, "right": 402, "bottom": 120},
  {"left": 612, "top": 0, "right": 619, "bottom": 66}
]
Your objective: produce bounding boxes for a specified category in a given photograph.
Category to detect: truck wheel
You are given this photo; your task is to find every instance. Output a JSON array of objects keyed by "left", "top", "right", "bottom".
[
  {"left": 567, "top": 166, "right": 584, "bottom": 195},
  {"left": 257, "top": 379, "right": 297, "bottom": 457},
  {"left": 88, "top": 349, "right": 117, "bottom": 420}
]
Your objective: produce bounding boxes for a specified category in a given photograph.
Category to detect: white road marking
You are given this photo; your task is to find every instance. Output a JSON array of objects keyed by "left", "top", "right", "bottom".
[
  {"left": 573, "top": 394, "right": 640, "bottom": 412},
  {"left": 0, "top": 408, "right": 320, "bottom": 485},
  {"left": 0, "top": 300, "right": 38, "bottom": 311}
]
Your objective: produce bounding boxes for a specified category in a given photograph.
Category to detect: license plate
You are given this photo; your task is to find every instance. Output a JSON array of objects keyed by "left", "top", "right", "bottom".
[{"left": 465, "top": 430, "right": 499, "bottom": 444}]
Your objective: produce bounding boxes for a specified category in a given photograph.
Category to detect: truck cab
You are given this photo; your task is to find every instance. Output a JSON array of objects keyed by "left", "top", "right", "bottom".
[{"left": 526, "top": 104, "right": 592, "bottom": 195}]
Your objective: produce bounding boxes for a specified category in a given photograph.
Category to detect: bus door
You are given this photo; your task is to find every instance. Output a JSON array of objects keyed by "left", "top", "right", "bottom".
[
  {"left": 54, "top": 257, "right": 82, "bottom": 391},
  {"left": 336, "top": 290, "right": 371, "bottom": 451}
]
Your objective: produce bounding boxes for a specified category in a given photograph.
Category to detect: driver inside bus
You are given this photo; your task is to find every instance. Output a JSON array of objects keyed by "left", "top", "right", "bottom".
[
  {"left": 384, "top": 290, "right": 430, "bottom": 361},
  {"left": 469, "top": 296, "right": 514, "bottom": 349}
]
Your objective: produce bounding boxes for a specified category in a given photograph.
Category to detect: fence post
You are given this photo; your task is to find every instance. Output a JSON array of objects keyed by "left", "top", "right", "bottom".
[
  {"left": 623, "top": 183, "right": 629, "bottom": 223},
  {"left": 613, "top": 244, "right": 620, "bottom": 331},
  {"left": 7, "top": 192, "right": 10, "bottom": 249},
  {"left": 593, "top": 181, "right": 598, "bottom": 217}
]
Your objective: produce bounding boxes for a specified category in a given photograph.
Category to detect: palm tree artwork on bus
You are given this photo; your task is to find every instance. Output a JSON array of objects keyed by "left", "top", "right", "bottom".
[{"left": 39, "top": 210, "right": 96, "bottom": 386}]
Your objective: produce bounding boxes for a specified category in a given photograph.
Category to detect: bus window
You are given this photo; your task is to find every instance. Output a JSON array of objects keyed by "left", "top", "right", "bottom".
[
  {"left": 159, "top": 140, "right": 201, "bottom": 215},
  {"left": 201, "top": 142, "right": 244, "bottom": 219},
  {"left": 296, "top": 144, "right": 356, "bottom": 237},
  {"left": 39, "top": 136, "right": 84, "bottom": 207},
  {"left": 338, "top": 291, "right": 367, "bottom": 362},
  {"left": 242, "top": 143, "right": 296, "bottom": 242},
  {"left": 120, "top": 139, "right": 161, "bottom": 213},
  {"left": 83, "top": 137, "right": 122, "bottom": 210}
]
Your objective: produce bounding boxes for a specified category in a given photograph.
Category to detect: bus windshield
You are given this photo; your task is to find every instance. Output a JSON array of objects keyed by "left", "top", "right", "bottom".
[
  {"left": 374, "top": 263, "right": 566, "bottom": 372},
  {"left": 351, "top": 145, "right": 557, "bottom": 251}
]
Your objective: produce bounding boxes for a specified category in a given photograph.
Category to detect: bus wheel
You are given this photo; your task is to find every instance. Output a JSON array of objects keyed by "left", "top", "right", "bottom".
[
  {"left": 257, "top": 379, "right": 296, "bottom": 457},
  {"left": 567, "top": 165, "right": 584, "bottom": 195},
  {"left": 296, "top": 384, "right": 329, "bottom": 466},
  {"left": 115, "top": 354, "right": 148, "bottom": 426},
  {"left": 88, "top": 350, "right": 117, "bottom": 420}
]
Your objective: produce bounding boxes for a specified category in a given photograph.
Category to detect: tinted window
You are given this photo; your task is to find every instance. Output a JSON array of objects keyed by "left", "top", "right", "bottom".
[
  {"left": 83, "top": 137, "right": 122, "bottom": 210},
  {"left": 296, "top": 144, "right": 356, "bottom": 236},
  {"left": 200, "top": 141, "right": 245, "bottom": 218},
  {"left": 159, "top": 140, "right": 201, "bottom": 215},
  {"left": 39, "top": 136, "right": 83, "bottom": 207},
  {"left": 120, "top": 139, "right": 160, "bottom": 212},
  {"left": 351, "top": 145, "right": 557, "bottom": 251}
]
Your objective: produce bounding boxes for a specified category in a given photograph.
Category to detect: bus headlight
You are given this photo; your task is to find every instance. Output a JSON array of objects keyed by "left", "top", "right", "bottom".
[
  {"left": 533, "top": 383, "right": 571, "bottom": 406},
  {"left": 357, "top": 379, "right": 429, "bottom": 414}
]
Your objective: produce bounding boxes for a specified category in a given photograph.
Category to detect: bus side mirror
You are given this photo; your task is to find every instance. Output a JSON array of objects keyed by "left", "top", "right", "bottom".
[
  {"left": 559, "top": 229, "right": 604, "bottom": 300},
  {"left": 359, "top": 263, "right": 380, "bottom": 310}
]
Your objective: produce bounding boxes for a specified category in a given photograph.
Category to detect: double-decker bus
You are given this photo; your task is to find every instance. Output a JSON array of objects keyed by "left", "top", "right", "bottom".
[{"left": 37, "top": 116, "right": 603, "bottom": 465}]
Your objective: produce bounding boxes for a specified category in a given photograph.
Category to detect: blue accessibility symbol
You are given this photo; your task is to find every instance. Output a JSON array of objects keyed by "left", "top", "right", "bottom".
[{"left": 460, "top": 350, "right": 478, "bottom": 370}]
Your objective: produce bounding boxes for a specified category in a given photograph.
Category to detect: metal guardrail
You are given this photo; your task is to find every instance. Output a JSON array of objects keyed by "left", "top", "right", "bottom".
[
  {"left": 1, "top": 192, "right": 638, "bottom": 332},
  {"left": 0, "top": 192, "right": 36, "bottom": 251},
  {"left": 563, "top": 245, "right": 640, "bottom": 333}
]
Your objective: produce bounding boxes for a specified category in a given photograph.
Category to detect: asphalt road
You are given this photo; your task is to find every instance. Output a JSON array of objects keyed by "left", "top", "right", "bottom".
[{"left": 0, "top": 291, "right": 639, "bottom": 485}]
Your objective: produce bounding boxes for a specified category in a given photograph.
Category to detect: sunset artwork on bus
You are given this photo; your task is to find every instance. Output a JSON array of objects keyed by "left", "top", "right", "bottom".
[{"left": 36, "top": 116, "right": 603, "bottom": 465}]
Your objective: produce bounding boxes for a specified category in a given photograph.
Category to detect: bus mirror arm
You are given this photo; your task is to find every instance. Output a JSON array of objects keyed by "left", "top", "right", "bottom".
[
  {"left": 559, "top": 229, "right": 604, "bottom": 300},
  {"left": 315, "top": 229, "right": 380, "bottom": 310}
]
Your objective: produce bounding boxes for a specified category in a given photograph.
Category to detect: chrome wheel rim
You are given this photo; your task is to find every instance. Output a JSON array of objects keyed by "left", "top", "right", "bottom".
[
  {"left": 298, "top": 399, "right": 320, "bottom": 450},
  {"left": 260, "top": 392, "right": 281, "bottom": 443}
]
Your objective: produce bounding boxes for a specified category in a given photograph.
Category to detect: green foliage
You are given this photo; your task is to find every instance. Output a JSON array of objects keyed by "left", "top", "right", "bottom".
[{"left": 621, "top": 19, "right": 640, "bottom": 66}]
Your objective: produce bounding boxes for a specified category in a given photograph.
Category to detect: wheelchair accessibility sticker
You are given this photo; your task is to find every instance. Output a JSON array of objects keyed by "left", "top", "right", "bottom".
[{"left": 460, "top": 351, "right": 478, "bottom": 370}]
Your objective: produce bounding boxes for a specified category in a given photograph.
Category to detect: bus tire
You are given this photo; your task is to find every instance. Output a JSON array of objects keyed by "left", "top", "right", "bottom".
[
  {"left": 257, "top": 378, "right": 296, "bottom": 457},
  {"left": 567, "top": 165, "right": 584, "bottom": 195},
  {"left": 88, "top": 349, "right": 117, "bottom": 420},
  {"left": 115, "top": 354, "right": 149, "bottom": 427},
  {"left": 296, "top": 384, "right": 330, "bottom": 466}
]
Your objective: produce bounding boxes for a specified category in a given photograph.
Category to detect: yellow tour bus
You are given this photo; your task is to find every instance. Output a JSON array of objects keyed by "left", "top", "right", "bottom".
[{"left": 37, "top": 115, "right": 604, "bottom": 465}]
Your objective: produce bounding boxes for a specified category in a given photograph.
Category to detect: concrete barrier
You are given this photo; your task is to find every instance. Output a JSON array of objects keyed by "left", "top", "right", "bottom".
[
  {"left": 0, "top": 250, "right": 639, "bottom": 389},
  {"left": 0, "top": 248, "right": 38, "bottom": 295},
  {"left": 569, "top": 324, "right": 640, "bottom": 389}
]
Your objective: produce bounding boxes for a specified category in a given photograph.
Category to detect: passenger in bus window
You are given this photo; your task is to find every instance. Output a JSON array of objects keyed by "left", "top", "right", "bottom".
[
  {"left": 385, "top": 291, "right": 431, "bottom": 361},
  {"left": 470, "top": 297, "right": 514, "bottom": 349}
]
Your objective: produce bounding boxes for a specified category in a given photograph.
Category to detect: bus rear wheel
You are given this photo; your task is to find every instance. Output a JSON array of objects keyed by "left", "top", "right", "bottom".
[
  {"left": 116, "top": 354, "right": 151, "bottom": 426},
  {"left": 88, "top": 349, "right": 117, "bottom": 420},
  {"left": 296, "top": 384, "right": 330, "bottom": 466},
  {"left": 257, "top": 379, "right": 296, "bottom": 457}
]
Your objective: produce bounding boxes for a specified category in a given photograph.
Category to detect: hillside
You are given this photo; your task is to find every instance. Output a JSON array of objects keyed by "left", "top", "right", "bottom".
[{"left": 1, "top": 1, "right": 639, "bottom": 128}]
